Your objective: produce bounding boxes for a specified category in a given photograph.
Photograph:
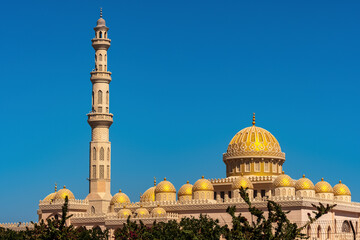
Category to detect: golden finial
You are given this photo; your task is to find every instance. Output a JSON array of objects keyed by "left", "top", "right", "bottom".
[
  {"left": 282, "top": 171, "right": 285, "bottom": 174},
  {"left": 164, "top": 177, "right": 167, "bottom": 181},
  {"left": 157, "top": 204, "right": 160, "bottom": 207},
  {"left": 100, "top": 8, "right": 103, "bottom": 18},
  {"left": 302, "top": 174, "right": 305, "bottom": 178},
  {"left": 241, "top": 173, "right": 244, "bottom": 176},
  {"left": 201, "top": 176, "right": 204, "bottom": 179},
  {"left": 154, "top": 177, "right": 156, "bottom": 186},
  {"left": 119, "top": 189, "right": 122, "bottom": 193},
  {"left": 321, "top": 178, "right": 324, "bottom": 181},
  {"left": 339, "top": 180, "right": 342, "bottom": 184},
  {"left": 63, "top": 185, "right": 66, "bottom": 189},
  {"left": 186, "top": 180, "right": 189, "bottom": 184},
  {"left": 55, "top": 183, "right": 57, "bottom": 192},
  {"left": 252, "top": 113, "right": 255, "bottom": 126}
]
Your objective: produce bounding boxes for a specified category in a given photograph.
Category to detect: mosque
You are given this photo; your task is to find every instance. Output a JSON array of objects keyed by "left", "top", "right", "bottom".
[{"left": 2, "top": 11, "right": 360, "bottom": 239}]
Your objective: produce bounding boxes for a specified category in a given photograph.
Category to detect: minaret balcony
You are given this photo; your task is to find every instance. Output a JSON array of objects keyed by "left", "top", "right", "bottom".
[
  {"left": 87, "top": 113, "right": 113, "bottom": 127},
  {"left": 90, "top": 71, "right": 112, "bottom": 83},
  {"left": 92, "top": 38, "right": 111, "bottom": 50}
]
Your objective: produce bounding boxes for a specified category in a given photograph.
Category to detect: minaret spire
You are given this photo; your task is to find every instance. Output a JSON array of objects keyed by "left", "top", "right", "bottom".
[
  {"left": 86, "top": 11, "right": 113, "bottom": 214},
  {"left": 252, "top": 113, "right": 255, "bottom": 126}
]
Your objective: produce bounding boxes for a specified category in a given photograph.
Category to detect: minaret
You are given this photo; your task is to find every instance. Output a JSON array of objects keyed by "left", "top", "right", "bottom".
[{"left": 86, "top": 9, "right": 113, "bottom": 214}]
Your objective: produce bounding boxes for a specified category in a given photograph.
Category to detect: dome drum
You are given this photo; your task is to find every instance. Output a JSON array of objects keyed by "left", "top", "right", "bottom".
[
  {"left": 224, "top": 158, "right": 285, "bottom": 177},
  {"left": 178, "top": 181, "right": 193, "bottom": 202},
  {"left": 155, "top": 178, "right": 176, "bottom": 202},
  {"left": 192, "top": 177, "right": 214, "bottom": 200}
]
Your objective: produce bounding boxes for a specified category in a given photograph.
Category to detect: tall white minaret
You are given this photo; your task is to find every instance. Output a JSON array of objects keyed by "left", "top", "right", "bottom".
[{"left": 86, "top": 9, "right": 113, "bottom": 214}]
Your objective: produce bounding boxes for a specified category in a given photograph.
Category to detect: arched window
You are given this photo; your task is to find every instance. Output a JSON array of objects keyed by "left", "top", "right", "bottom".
[
  {"left": 99, "top": 65, "right": 103, "bottom": 71},
  {"left": 92, "top": 91, "right": 94, "bottom": 105},
  {"left": 107, "top": 165, "right": 110, "bottom": 179},
  {"left": 100, "top": 147, "right": 104, "bottom": 160},
  {"left": 91, "top": 206, "right": 95, "bottom": 214},
  {"left": 95, "top": 54, "right": 97, "bottom": 61},
  {"left": 104, "top": 65, "right": 106, "bottom": 71},
  {"left": 98, "top": 90, "right": 102, "bottom": 104},
  {"left": 342, "top": 221, "right": 351, "bottom": 233},
  {"left": 93, "top": 147, "right": 96, "bottom": 160},
  {"left": 99, "top": 31, "right": 102, "bottom": 38},
  {"left": 245, "top": 162, "right": 250, "bottom": 172},
  {"left": 307, "top": 225, "right": 311, "bottom": 237},
  {"left": 99, "top": 54, "right": 103, "bottom": 61},
  {"left": 327, "top": 226, "right": 331, "bottom": 239},
  {"left": 107, "top": 148, "right": 110, "bottom": 161},
  {"left": 104, "top": 32, "right": 107, "bottom": 38},
  {"left": 92, "top": 165, "right": 96, "bottom": 178},
  {"left": 317, "top": 226, "right": 321, "bottom": 238},
  {"left": 99, "top": 165, "right": 104, "bottom": 179}
]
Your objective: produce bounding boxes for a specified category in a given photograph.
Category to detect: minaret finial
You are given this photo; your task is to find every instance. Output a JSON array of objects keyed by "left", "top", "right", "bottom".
[
  {"left": 252, "top": 113, "right": 255, "bottom": 126},
  {"left": 55, "top": 183, "right": 57, "bottom": 192},
  {"left": 154, "top": 177, "right": 156, "bottom": 186},
  {"left": 100, "top": 8, "right": 103, "bottom": 18}
]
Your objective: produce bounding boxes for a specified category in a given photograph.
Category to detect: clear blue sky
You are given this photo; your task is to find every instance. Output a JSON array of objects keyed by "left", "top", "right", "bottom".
[{"left": 0, "top": 1, "right": 359, "bottom": 222}]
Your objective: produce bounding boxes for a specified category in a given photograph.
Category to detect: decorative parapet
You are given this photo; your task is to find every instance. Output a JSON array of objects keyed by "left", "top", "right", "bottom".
[
  {"left": 210, "top": 175, "right": 275, "bottom": 185},
  {"left": 39, "top": 199, "right": 89, "bottom": 211},
  {"left": 0, "top": 222, "right": 35, "bottom": 231}
]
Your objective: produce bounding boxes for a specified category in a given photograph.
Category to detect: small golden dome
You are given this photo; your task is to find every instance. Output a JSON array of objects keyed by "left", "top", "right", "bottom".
[
  {"left": 333, "top": 180, "right": 351, "bottom": 196},
  {"left": 155, "top": 178, "right": 176, "bottom": 194},
  {"left": 110, "top": 190, "right": 131, "bottom": 205},
  {"left": 151, "top": 205, "right": 166, "bottom": 217},
  {"left": 295, "top": 175, "right": 315, "bottom": 190},
  {"left": 118, "top": 206, "right": 132, "bottom": 218},
  {"left": 135, "top": 206, "right": 150, "bottom": 217},
  {"left": 224, "top": 115, "right": 284, "bottom": 159},
  {"left": 54, "top": 186, "right": 75, "bottom": 200},
  {"left": 43, "top": 192, "right": 56, "bottom": 202},
  {"left": 232, "top": 176, "right": 253, "bottom": 190},
  {"left": 315, "top": 178, "right": 333, "bottom": 193},
  {"left": 193, "top": 176, "right": 214, "bottom": 192},
  {"left": 178, "top": 181, "right": 193, "bottom": 197},
  {"left": 140, "top": 186, "right": 156, "bottom": 202},
  {"left": 273, "top": 173, "right": 294, "bottom": 188}
]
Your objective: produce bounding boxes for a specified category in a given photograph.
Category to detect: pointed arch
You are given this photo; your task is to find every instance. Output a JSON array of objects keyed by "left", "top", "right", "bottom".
[
  {"left": 98, "top": 90, "right": 103, "bottom": 104},
  {"left": 100, "top": 147, "right": 104, "bottom": 160},
  {"left": 106, "top": 91, "right": 109, "bottom": 104},
  {"left": 99, "top": 31, "right": 102, "bottom": 38},
  {"left": 107, "top": 147, "right": 110, "bottom": 161},
  {"left": 307, "top": 225, "right": 311, "bottom": 237},
  {"left": 99, "top": 54, "right": 103, "bottom": 61},
  {"left": 104, "top": 32, "right": 107, "bottom": 38},
  {"left": 342, "top": 221, "right": 351, "bottom": 232},
  {"left": 327, "top": 226, "right": 331, "bottom": 239},
  {"left": 317, "top": 226, "right": 321, "bottom": 238},
  {"left": 93, "top": 147, "right": 96, "bottom": 160}
]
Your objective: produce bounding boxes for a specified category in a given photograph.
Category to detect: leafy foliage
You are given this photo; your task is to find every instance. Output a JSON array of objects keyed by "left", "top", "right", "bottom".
[{"left": 0, "top": 189, "right": 335, "bottom": 239}]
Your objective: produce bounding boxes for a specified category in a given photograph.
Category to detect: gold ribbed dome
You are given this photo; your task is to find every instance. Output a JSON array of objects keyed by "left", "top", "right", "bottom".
[
  {"left": 295, "top": 175, "right": 315, "bottom": 190},
  {"left": 155, "top": 178, "right": 176, "bottom": 194},
  {"left": 333, "top": 180, "right": 351, "bottom": 196},
  {"left": 118, "top": 206, "right": 132, "bottom": 218},
  {"left": 232, "top": 176, "right": 253, "bottom": 190},
  {"left": 135, "top": 206, "right": 150, "bottom": 217},
  {"left": 273, "top": 173, "right": 294, "bottom": 188},
  {"left": 178, "top": 181, "right": 193, "bottom": 197},
  {"left": 193, "top": 176, "right": 214, "bottom": 192},
  {"left": 43, "top": 192, "right": 56, "bottom": 202},
  {"left": 54, "top": 186, "right": 75, "bottom": 200},
  {"left": 224, "top": 115, "right": 284, "bottom": 159},
  {"left": 315, "top": 178, "right": 333, "bottom": 193},
  {"left": 151, "top": 205, "right": 166, "bottom": 217},
  {"left": 110, "top": 190, "right": 130, "bottom": 205},
  {"left": 140, "top": 186, "right": 155, "bottom": 202}
]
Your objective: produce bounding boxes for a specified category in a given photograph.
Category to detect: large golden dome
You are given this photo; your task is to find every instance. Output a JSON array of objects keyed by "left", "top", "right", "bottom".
[
  {"left": 54, "top": 186, "right": 75, "bottom": 200},
  {"left": 178, "top": 181, "right": 193, "bottom": 197},
  {"left": 295, "top": 175, "right": 315, "bottom": 190},
  {"left": 333, "top": 181, "right": 351, "bottom": 196},
  {"left": 43, "top": 192, "right": 56, "bottom": 202},
  {"left": 110, "top": 190, "right": 130, "bottom": 205},
  {"left": 232, "top": 176, "right": 253, "bottom": 190},
  {"left": 193, "top": 176, "right": 214, "bottom": 192},
  {"left": 155, "top": 178, "right": 176, "bottom": 194},
  {"left": 224, "top": 114, "right": 284, "bottom": 159},
  {"left": 140, "top": 186, "right": 155, "bottom": 202},
  {"left": 315, "top": 178, "right": 333, "bottom": 193},
  {"left": 273, "top": 173, "right": 294, "bottom": 188}
]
